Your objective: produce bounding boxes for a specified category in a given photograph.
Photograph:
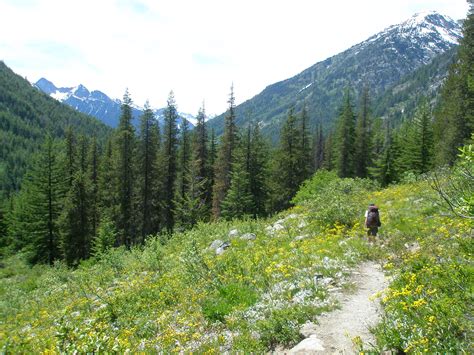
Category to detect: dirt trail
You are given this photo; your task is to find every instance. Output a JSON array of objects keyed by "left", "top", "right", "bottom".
[{"left": 286, "top": 261, "right": 387, "bottom": 354}]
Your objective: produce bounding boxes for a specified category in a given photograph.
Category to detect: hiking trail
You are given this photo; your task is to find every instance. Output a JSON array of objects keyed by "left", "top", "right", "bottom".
[{"left": 281, "top": 261, "right": 388, "bottom": 354}]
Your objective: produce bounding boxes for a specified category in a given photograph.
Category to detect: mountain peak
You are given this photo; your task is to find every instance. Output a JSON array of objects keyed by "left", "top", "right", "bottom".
[{"left": 35, "top": 77, "right": 57, "bottom": 94}]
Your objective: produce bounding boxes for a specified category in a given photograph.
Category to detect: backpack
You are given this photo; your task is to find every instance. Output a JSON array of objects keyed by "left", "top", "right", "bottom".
[{"left": 367, "top": 206, "right": 381, "bottom": 227}]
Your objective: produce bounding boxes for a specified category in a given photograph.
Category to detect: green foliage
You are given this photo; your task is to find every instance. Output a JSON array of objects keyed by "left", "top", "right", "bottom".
[
  {"left": 91, "top": 217, "right": 117, "bottom": 256},
  {"left": 0, "top": 61, "right": 110, "bottom": 200},
  {"left": 212, "top": 85, "right": 239, "bottom": 218},
  {"left": 294, "top": 170, "right": 376, "bottom": 228},
  {"left": 202, "top": 283, "right": 257, "bottom": 322},
  {"left": 113, "top": 90, "right": 137, "bottom": 246},
  {"left": 161, "top": 91, "right": 179, "bottom": 232},
  {"left": 334, "top": 89, "right": 356, "bottom": 178}
]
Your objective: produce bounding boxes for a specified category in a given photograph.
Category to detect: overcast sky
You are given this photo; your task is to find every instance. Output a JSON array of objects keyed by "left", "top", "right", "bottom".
[{"left": 0, "top": 0, "right": 469, "bottom": 115}]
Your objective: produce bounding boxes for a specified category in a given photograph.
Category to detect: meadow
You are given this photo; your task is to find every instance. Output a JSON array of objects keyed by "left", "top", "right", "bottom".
[{"left": 1, "top": 172, "right": 472, "bottom": 353}]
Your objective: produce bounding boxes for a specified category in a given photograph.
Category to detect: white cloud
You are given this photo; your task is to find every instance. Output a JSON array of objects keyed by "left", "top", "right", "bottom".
[{"left": 0, "top": 0, "right": 469, "bottom": 115}]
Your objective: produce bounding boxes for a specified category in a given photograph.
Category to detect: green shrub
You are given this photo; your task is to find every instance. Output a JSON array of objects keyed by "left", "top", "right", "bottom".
[{"left": 202, "top": 283, "right": 258, "bottom": 322}]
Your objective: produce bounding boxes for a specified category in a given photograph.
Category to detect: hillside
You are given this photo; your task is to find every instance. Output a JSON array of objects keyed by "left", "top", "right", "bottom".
[
  {"left": 1, "top": 170, "right": 471, "bottom": 353},
  {"left": 0, "top": 62, "right": 112, "bottom": 198},
  {"left": 207, "top": 12, "right": 461, "bottom": 139}
]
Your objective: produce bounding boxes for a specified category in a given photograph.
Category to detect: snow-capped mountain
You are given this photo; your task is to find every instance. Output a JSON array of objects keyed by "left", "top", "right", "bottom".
[
  {"left": 207, "top": 11, "right": 463, "bottom": 139},
  {"left": 34, "top": 78, "right": 195, "bottom": 128}
]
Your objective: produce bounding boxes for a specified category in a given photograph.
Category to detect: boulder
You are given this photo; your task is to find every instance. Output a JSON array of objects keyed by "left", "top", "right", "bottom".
[
  {"left": 216, "top": 241, "right": 231, "bottom": 255},
  {"left": 289, "top": 334, "right": 325, "bottom": 353},
  {"left": 209, "top": 239, "right": 224, "bottom": 250},
  {"left": 240, "top": 233, "right": 256, "bottom": 241},
  {"left": 228, "top": 229, "right": 239, "bottom": 238}
]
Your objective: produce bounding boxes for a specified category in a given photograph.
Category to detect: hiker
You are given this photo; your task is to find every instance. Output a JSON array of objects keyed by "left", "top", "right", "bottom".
[{"left": 365, "top": 203, "right": 381, "bottom": 242}]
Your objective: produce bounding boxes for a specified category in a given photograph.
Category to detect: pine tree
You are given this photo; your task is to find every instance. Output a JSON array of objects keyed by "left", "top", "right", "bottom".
[
  {"left": 322, "top": 131, "right": 334, "bottom": 171},
  {"left": 298, "top": 103, "right": 313, "bottom": 181},
  {"left": 64, "top": 126, "right": 76, "bottom": 188},
  {"left": 114, "top": 90, "right": 136, "bottom": 246},
  {"left": 354, "top": 87, "right": 372, "bottom": 178},
  {"left": 99, "top": 138, "right": 115, "bottom": 219},
  {"left": 176, "top": 117, "right": 191, "bottom": 200},
  {"left": 208, "top": 128, "right": 217, "bottom": 205},
  {"left": 212, "top": 85, "right": 238, "bottom": 218},
  {"left": 21, "top": 136, "right": 65, "bottom": 264},
  {"left": 162, "top": 91, "right": 179, "bottom": 233},
  {"left": 434, "top": 11, "right": 474, "bottom": 165},
  {"left": 334, "top": 89, "right": 356, "bottom": 178},
  {"left": 88, "top": 135, "right": 100, "bottom": 239},
  {"left": 312, "top": 122, "right": 325, "bottom": 171},
  {"left": 272, "top": 106, "right": 301, "bottom": 211},
  {"left": 137, "top": 103, "right": 160, "bottom": 241},
  {"left": 193, "top": 105, "right": 211, "bottom": 208},
  {"left": 221, "top": 147, "right": 254, "bottom": 220},
  {"left": 370, "top": 122, "right": 400, "bottom": 186},
  {"left": 248, "top": 123, "right": 269, "bottom": 217},
  {"left": 59, "top": 170, "right": 92, "bottom": 266},
  {"left": 399, "top": 101, "right": 434, "bottom": 175}
]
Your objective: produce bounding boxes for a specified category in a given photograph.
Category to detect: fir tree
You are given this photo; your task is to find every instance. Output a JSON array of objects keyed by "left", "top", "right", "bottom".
[
  {"left": 212, "top": 85, "right": 238, "bottom": 218},
  {"left": 64, "top": 126, "right": 76, "bottom": 188},
  {"left": 334, "top": 89, "right": 356, "bottom": 178},
  {"left": 370, "top": 123, "right": 400, "bottom": 186},
  {"left": 162, "top": 91, "right": 179, "bottom": 233},
  {"left": 99, "top": 138, "right": 115, "bottom": 219},
  {"left": 312, "top": 122, "right": 325, "bottom": 171},
  {"left": 399, "top": 101, "right": 434, "bottom": 175},
  {"left": 194, "top": 105, "right": 211, "bottom": 210},
  {"left": 248, "top": 123, "right": 269, "bottom": 217},
  {"left": 59, "top": 170, "right": 92, "bottom": 266},
  {"left": 21, "top": 136, "right": 65, "bottom": 264},
  {"left": 434, "top": 11, "right": 474, "bottom": 165},
  {"left": 176, "top": 117, "right": 191, "bottom": 200},
  {"left": 137, "top": 103, "right": 160, "bottom": 241},
  {"left": 88, "top": 135, "right": 100, "bottom": 239},
  {"left": 221, "top": 147, "right": 254, "bottom": 220},
  {"left": 114, "top": 90, "right": 136, "bottom": 246},
  {"left": 208, "top": 128, "right": 217, "bottom": 204},
  {"left": 354, "top": 87, "right": 372, "bottom": 178},
  {"left": 272, "top": 106, "right": 301, "bottom": 211},
  {"left": 322, "top": 131, "right": 334, "bottom": 171},
  {"left": 298, "top": 103, "right": 313, "bottom": 181}
]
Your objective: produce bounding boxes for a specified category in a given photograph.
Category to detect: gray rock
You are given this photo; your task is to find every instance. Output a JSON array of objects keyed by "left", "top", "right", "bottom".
[
  {"left": 216, "top": 241, "right": 231, "bottom": 255},
  {"left": 289, "top": 334, "right": 325, "bottom": 353},
  {"left": 240, "top": 233, "right": 256, "bottom": 241},
  {"left": 293, "top": 235, "right": 309, "bottom": 241},
  {"left": 209, "top": 239, "right": 224, "bottom": 250},
  {"left": 300, "top": 321, "right": 319, "bottom": 337},
  {"left": 228, "top": 229, "right": 239, "bottom": 238}
]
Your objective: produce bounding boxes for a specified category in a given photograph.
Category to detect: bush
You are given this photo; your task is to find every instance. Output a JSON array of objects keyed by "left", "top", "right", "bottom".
[
  {"left": 202, "top": 283, "right": 258, "bottom": 322},
  {"left": 294, "top": 171, "right": 377, "bottom": 228}
]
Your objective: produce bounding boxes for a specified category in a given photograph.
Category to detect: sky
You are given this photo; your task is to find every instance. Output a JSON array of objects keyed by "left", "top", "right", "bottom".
[{"left": 0, "top": 0, "right": 470, "bottom": 116}]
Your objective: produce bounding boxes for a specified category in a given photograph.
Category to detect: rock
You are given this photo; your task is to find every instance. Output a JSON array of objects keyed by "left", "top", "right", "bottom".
[
  {"left": 293, "top": 235, "right": 309, "bottom": 241},
  {"left": 285, "top": 213, "right": 299, "bottom": 220},
  {"left": 216, "top": 241, "right": 231, "bottom": 255},
  {"left": 275, "top": 219, "right": 285, "bottom": 225},
  {"left": 240, "top": 233, "right": 256, "bottom": 241},
  {"left": 209, "top": 239, "right": 224, "bottom": 250},
  {"left": 289, "top": 334, "right": 325, "bottom": 353},
  {"left": 298, "top": 220, "right": 308, "bottom": 228},
  {"left": 300, "top": 321, "right": 319, "bottom": 337},
  {"left": 228, "top": 229, "right": 239, "bottom": 238},
  {"left": 273, "top": 223, "right": 285, "bottom": 231}
]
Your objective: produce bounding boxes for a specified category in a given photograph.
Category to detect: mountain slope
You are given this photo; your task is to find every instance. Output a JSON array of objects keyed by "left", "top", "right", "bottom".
[
  {"left": 0, "top": 61, "right": 111, "bottom": 198},
  {"left": 208, "top": 12, "right": 462, "bottom": 139},
  {"left": 35, "top": 79, "right": 196, "bottom": 128}
]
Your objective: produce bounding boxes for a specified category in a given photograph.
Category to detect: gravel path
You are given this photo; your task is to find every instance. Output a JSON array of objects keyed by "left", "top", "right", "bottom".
[{"left": 287, "top": 261, "right": 387, "bottom": 354}]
